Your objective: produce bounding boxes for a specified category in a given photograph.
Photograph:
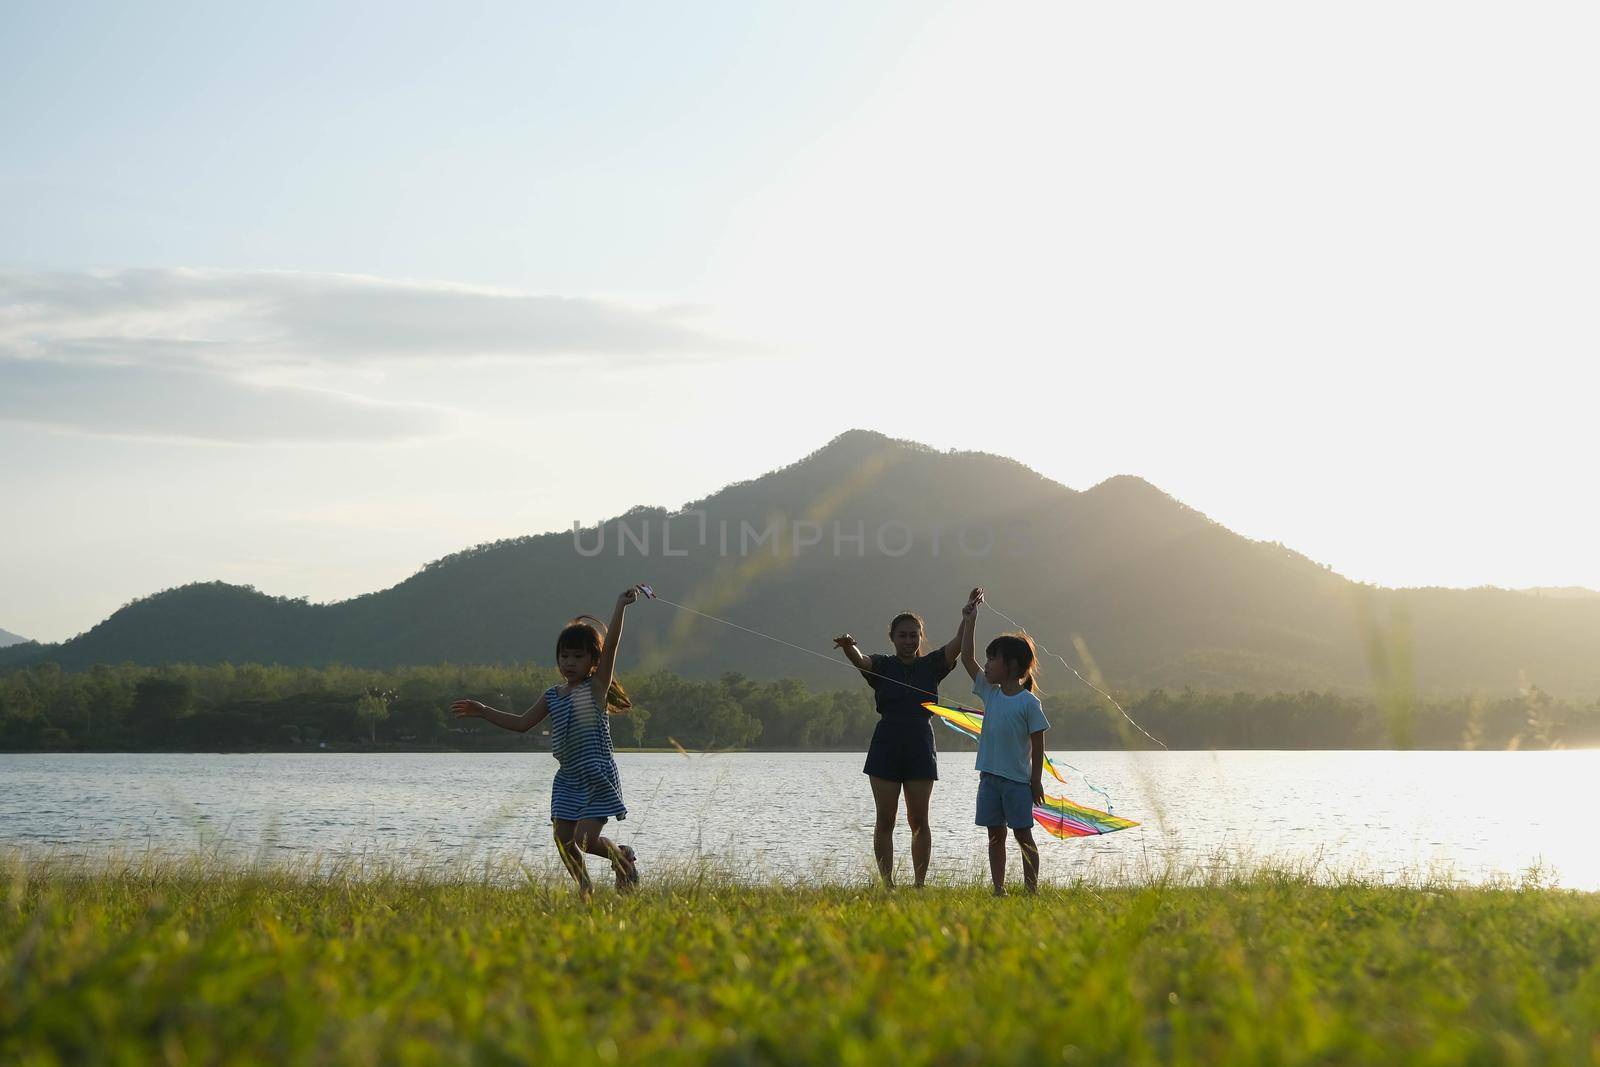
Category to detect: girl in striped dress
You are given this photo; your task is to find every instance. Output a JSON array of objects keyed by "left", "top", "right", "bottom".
[{"left": 452, "top": 586, "right": 643, "bottom": 896}]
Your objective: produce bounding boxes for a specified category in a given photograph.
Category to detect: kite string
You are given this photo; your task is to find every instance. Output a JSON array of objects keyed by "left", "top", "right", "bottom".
[
  {"left": 980, "top": 597, "right": 1169, "bottom": 752},
  {"left": 646, "top": 595, "right": 955, "bottom": 705},
  {"left": 1048, "top": 753, "right": 1116, "bottom": 813}
]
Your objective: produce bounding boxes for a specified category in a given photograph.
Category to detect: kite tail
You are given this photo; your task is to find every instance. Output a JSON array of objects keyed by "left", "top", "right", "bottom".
[{"left": 1033, "top": 793, "right": 1140, "bottom": 838}]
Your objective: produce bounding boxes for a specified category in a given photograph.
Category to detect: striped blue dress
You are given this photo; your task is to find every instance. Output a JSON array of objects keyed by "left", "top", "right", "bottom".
[{"left": 546, "top": 682, "right": 628, "bottom": 822}]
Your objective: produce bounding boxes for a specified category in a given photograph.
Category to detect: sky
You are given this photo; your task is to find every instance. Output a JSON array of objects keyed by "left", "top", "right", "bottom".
[{"left": 2, "top": 0, "right": 1597, "bottom": 643}]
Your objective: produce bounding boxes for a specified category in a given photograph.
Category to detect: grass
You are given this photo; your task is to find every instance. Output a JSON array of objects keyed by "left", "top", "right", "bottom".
[{"left": 3, "top": 853, "right": 1599, "bottom": 1066}]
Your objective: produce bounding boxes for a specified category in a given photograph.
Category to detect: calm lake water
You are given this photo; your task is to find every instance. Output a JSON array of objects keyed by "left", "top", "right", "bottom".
[{"left": 1, "top": 750, "right": 1596, "bottom": 888}]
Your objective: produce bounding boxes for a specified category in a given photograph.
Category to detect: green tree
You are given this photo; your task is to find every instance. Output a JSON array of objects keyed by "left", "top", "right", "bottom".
[
  {"left": 355, "top": 692, "right": 390, "bottom": 744},
  {"left": 130, "top": 678, "right": 193, "bottom": 742}
]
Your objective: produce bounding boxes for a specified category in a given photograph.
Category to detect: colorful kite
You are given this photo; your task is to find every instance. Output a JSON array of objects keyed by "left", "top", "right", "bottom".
[{"left": 923, "top": 702, "right": 1139, "bottom": 839}]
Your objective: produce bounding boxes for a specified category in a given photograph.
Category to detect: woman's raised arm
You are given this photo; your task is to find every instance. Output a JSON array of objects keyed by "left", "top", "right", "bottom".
[
  {"left": 959, "top": 588, "right": 983, "bottom": 679},
  {"left": 944, "top": 587, "right": 983, "bottom": 669},
  {"left": 833, "top": 633, "right": 873, "bottom": 677}
]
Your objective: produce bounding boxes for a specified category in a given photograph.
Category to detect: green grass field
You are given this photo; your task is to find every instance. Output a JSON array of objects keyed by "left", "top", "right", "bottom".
[{"left": 4, "top": 854, "right": 1598, "bottom": 1066}]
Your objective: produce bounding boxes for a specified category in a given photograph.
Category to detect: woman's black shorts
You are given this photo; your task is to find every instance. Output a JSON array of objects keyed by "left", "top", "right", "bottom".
[{"left": 862, "top": 718, "right": 938, "bottom": 782}]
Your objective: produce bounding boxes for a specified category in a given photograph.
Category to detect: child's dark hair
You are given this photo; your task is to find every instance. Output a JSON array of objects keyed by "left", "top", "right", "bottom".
[
  {"left": 985, "top": 632, "right": 1043, "bottom": 692},
  {"left": 555, "top": 616, "right": 633, "bottom": 712},
  {"left": 887, "top": 611, "right": 925, "bottom": 637}
]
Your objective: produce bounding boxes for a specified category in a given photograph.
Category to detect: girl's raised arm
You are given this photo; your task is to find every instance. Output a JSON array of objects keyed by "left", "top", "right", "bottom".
[
  {"left": 591, "top": 586, "right": 639, "bottom": 707},
  {"left": 452, "top": 692, "right": 551, "bottom": 733},
  {"left": 959, "top": 589, "right": 983, "bottom": 679}
]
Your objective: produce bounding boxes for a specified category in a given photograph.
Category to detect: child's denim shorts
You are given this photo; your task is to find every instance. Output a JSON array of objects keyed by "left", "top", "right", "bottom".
[{"left": 976, "top": 772, "right": 1035, "bottom": 829}]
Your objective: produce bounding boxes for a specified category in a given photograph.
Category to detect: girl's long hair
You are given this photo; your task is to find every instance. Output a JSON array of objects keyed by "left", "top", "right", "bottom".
[
  {"left": 985, "top": 632, "right": 1043, "bottom": 692},
  {"left": 556, "top": 615, "right": 633, "bottom": 712}
]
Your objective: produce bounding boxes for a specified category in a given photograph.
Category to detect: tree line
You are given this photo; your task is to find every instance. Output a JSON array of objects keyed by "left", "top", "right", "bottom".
[{"left": 2, "top": 661, "right": 1597, "bottom": 752}]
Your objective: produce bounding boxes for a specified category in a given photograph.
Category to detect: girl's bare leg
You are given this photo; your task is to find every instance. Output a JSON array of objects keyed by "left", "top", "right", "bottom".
[
  {"left": 987, "top": 826, "right": 1008, "bottom": 895},
  {"left": 901, "top": 779, "right": 934, "bottom": 888},
  {"left": 868, "top": 776, "right": 903, "bottom": 887},
  {"left": 573, "top": 817, "right": 638, "bottom": 890},
  {"left": 1014, "top": 827, "right": 1040, "bottom": 893},
  {"left": 552, "top": 819, "right": 593, "bottom": 897}
]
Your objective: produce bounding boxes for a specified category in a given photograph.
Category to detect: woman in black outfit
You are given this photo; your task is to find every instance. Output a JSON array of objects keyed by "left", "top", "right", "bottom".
[{"left": 834, "top": 589, "right": 979, "bottom": 888}]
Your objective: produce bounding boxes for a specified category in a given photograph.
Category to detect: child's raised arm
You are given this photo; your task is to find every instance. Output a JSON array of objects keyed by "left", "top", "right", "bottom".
[
  {"left": 960, "top": 588, "right": 984, "bottom": 679},
  {"left": 452, "top": 693, "right": 551, "bottom": 734},
  {"left": 591, "top": 586, "right": 639, "bottom": 707}
]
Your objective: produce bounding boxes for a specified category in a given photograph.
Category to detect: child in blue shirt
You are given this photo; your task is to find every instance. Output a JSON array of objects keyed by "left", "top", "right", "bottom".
[{"left": 960, "top": 590, "right": 1049, "bottom": 895}]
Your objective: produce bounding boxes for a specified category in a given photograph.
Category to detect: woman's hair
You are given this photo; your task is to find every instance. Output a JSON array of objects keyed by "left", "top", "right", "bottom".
[
  {"left": 555, "top": 615, "right": 633, "bottom": 712},
  {"left": 985, "top": 632, "right": 1043, "bottom": 692},
  {"left": 887, "top": 611, "right": 925, "bottom": 638}
]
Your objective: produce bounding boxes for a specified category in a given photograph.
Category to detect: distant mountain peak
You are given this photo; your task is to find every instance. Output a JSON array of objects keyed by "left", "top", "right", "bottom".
[
  {"left": 0, "top": 626, "right": 28, "bottom": 648},
  {"left": 822, "top": 428, "right": 893, "bottom": 448},
  {"left": 807, "top": 429, "right": 931, "bottom": 461},
  {"left": 1083, "top": 472, "right": 1205, "bottom": 522},
  {"left": 1088, "top": 473, "right": 1159, "bottom": 493},
  {"left": 132, "top": 580, "right": 288, "bottom": 606}
]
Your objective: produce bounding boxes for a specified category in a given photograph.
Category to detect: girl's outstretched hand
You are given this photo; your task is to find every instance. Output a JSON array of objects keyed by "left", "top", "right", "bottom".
[
  {"left": 833, "top": 634, "right": 857, "bottom": 649},
  {"left": 618, "top": 586, "right": 641, "bottom": 607},
  {"left": 963, "top": 587, "right": 984, "bottom": 616},
  {"left": 451, "top": 699, "right": 486, "bottom": 719}
]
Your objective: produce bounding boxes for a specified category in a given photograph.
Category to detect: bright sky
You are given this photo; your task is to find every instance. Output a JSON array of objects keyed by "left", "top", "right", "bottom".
[{"left": 3, "top": 1, "right": 1596, "bottom": 643}]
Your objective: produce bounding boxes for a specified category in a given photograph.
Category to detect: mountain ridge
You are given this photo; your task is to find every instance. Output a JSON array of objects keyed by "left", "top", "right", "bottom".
[{"left": 4, "top": 430, "right": 1597, "bottom": 697}]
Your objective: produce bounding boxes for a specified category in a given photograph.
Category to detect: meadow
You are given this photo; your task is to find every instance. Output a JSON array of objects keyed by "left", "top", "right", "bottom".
[{"left": 3, "top": 853, "right": 1598, "bottom": 1065}]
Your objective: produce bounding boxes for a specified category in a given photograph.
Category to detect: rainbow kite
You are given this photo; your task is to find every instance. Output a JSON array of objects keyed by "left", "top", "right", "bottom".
[{"left": 923, "top": 702, "right": 1139, "bottom": 838}]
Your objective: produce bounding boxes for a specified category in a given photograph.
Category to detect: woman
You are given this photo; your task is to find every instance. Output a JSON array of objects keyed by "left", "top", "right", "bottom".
[{"left": 833, "top": 589, "right": 979, "bottom": 888}]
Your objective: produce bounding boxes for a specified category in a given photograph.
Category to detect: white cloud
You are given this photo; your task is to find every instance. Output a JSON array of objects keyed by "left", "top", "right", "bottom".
[
  {"left": 0, "top": 359, "right": 450, "bottom": 444},
  {"left": 0, "top": 268, "right": 753, "bottom": 442},
  {"left": 0, "top": 268, "right": 748, "bottom": 366}
]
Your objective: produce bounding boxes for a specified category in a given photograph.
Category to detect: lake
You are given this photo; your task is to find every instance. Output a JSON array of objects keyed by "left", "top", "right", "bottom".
[{"left": 1, "top": 750, "right": 1595, "bottom": 888}]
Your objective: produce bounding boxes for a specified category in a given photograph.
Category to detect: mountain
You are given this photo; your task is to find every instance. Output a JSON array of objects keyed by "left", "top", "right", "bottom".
[
  {"left": 0, "top": 627, "right": 27, "bottom": 648},
  {"left": 4, "top": 430, "right": 1598, "bottom": 697}
]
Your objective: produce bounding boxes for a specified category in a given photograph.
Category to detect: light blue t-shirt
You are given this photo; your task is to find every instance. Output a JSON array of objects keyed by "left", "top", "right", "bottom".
[{"left": 972, "top": 676, "right": 1049, "bottom": 783}]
